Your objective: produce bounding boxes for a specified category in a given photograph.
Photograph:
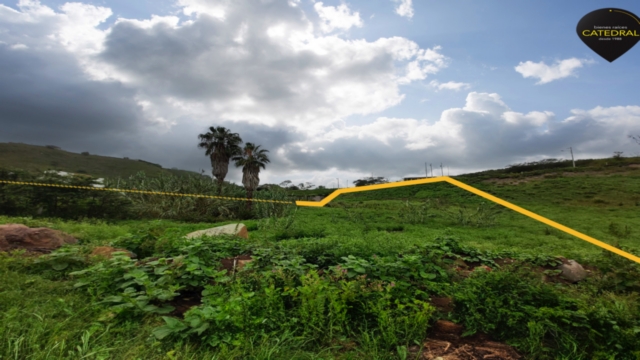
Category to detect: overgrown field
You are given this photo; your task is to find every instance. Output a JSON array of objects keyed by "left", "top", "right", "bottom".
[{"left": 2, "top": 163, "right": 640, "bottom": 359}]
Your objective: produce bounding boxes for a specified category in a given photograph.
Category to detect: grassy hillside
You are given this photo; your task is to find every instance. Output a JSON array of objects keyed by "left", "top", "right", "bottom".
[
  {"left": 2, "top": 152, "right": 640, "bottom": 359},
  {"left": 0, "top": 142, "right": 205, "bottom": 179}
]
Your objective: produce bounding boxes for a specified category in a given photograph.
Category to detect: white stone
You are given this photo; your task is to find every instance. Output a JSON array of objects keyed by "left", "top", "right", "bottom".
[{"left": 184, "top": 223, "right": 248, "bottom": 240}]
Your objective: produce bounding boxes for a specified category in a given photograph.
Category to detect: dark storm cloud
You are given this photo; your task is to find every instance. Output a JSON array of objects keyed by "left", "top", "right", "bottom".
[{"left": 0, "top": 44, "right": 145, "bottom": 155}]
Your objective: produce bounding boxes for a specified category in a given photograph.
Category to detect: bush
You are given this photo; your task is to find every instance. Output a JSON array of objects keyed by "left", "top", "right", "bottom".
[
  {"left": 0, "top": 168, "right": 132, "bottom": 220},
  {"left": 107, "top": 171, "right": 247, "bottom": 222}
]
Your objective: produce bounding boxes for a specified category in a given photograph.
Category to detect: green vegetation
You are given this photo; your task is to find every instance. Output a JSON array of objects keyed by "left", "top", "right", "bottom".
[
  {"left": 2, "top": 155, "right": 640, "bottom": 359},
  {"left": 0, "top": 142, "right": 203, "bottom": 179}
]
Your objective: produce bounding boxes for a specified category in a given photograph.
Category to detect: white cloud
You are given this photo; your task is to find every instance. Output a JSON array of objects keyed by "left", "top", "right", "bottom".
[
  {"left": 176, "top": 0, "right": 227, "bottom": 19},
  {"left": 314, "top": 2, "right": 363, "bottom": 33},
  {"left": 10, "top": 43, "right": 28, "bottom": 49},
  {"left": 5, "top": 0, "right": 637, "bottom": 188},
  {"left": 430, "top": 80, "right": 471, "bottom": 91},
  {"left": 515, "top": 58, "right": 595, "bottom": 84},
  {"left": 277, "top": 91, "right": 640, "bottom": 186},
  {"left": 114, "top": 15, "right": 181, "bottom": 30},
  {"left": 393, "top": 0, "right": 413, "bottom": 18}
]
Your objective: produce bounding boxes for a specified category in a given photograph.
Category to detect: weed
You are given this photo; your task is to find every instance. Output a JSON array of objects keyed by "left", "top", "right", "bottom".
[
  {"left": 398, "top": 200, "right": 429, "bottom": 224},
  {"left": 444, "top": 202, "right": 503, "bottom": 227},
  {"left": 608, "top": 222, "right": 632, "bottom": 239}
]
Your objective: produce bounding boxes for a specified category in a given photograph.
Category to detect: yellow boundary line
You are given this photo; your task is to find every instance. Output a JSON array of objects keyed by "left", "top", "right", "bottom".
[
  {"left": 0, "top": 180, "right": 294, "bottom": 204},
  {"left": 296, "top": 176, "right": 640, "bottom": 264},
  {"left": 2, "top": 178, "right": 639, "bottom": 263}
]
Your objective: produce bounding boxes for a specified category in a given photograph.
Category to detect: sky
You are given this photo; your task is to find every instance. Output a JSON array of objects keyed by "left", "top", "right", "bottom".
[{"left": 1, "top": 0, "right": 640, "bottom": 188}]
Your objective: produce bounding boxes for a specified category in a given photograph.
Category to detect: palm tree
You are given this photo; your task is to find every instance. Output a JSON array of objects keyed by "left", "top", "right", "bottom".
[
  {"left": 197, "top": 126, "right": 243, "bottom": 195},
  {"left": 232, "top": 142, "right": 270, "bottom": 210}
]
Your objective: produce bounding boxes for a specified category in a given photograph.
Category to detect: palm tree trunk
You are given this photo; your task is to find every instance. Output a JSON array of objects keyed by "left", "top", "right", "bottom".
[
  {"left": 246, "top": 189, "right": 253, "bottom": 211},
  {"left": 216, "top": 177, "right": 224, "bottom": 195}
]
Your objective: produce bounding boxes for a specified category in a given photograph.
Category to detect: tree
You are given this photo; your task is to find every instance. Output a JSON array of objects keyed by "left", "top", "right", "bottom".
[
  {"left": 232, "top": 142, "right": 270, "bottom": 210},
  {"left": 197, "top": 126, "right": 243, "bottom": 195},
  {"left": 279, "top": 180, "right": 293, "bottom": 188},
  {"left": 353, "top": 177, "right": 388, "bottom": 187},
  {"left": 613, "top": 151, "right": 624, "bottom": 159},
  {"left": 297, "top": 182, "right": 315, "bottom": 190}
]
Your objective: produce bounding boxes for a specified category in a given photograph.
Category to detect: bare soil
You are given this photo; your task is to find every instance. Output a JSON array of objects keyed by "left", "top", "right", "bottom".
[{"left": 409, "top": 320, "right": 522, "bottom": 360}]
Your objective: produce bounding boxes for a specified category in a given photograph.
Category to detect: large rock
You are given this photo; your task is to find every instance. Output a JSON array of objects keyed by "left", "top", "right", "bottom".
[
  {"left": 184, "top": 223, "right": 248, "bottom": 240},
  {"left": 558, "top": 259, "right": 587, "bottom": 283},
  {"left": 0, "top": 223, "right": 77, "bottom": 253}
]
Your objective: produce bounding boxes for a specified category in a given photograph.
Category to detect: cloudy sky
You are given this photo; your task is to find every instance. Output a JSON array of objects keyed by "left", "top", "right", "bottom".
[{"left": 1, "top": 0, "right": 640, "bottom": 187}]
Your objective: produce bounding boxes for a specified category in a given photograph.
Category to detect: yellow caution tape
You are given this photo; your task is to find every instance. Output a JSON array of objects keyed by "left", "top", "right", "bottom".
[{"left": 0, "top": 180, "right": 295, "bottom": 204}]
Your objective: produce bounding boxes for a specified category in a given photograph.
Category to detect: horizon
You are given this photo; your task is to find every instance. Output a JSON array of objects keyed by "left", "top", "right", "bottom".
[{"left": 1, "top": 0, "right": 639, "bottom": 188}]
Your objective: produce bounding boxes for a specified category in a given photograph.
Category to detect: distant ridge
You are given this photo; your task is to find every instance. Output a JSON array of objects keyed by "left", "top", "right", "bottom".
[{"left": 0, "top": 142, "right": 207, "bottom": 180}]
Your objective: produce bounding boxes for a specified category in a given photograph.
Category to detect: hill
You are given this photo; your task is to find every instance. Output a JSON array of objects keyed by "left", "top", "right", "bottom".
[{"left": 0, "top": 142, "right": 207, "bottom": 180}]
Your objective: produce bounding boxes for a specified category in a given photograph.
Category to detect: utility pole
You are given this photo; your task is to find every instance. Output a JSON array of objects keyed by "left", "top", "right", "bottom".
[
  {"left": 430, "top": 164, "right": 433, "bottom": 177},
  {"left": 440, "top": 163, "right": 444, "bottom": 176},
  {"left": 425, "top": 162, "right": 428, "bottom": 177},
  {"left": 561, "top": 147, "right": 576, "bottom": 168},
  {"left": 569, "top": 147, "right": 575, "bottom": 168},
  {"left": 337, "top": 178, "right": 339, "bottom": 188}
]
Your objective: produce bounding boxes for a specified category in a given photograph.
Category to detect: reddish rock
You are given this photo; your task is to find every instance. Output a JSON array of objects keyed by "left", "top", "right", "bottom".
[
  {"left": 220, "top": 255, "right": 253, "bottom": 273},
  {"left": 433, "top": 320, "right": 464, "bottom": 336},
  {"left": 0, "top": 224, "right": 77, "bottom": 253},
  {"left": 90, "top": 246, "right": 136, "bottom": 259}
]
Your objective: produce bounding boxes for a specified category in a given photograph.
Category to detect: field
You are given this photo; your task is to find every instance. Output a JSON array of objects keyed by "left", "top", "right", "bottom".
[{"left": 1, "top": 158, "right": 640, "bottom": 359}]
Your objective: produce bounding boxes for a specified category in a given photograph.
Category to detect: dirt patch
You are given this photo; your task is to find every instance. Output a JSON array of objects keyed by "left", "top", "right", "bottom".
[
  {"left": 493, "top": 258, "right": 517, "bottom": 267},
  {"left": 408, "top": 320, "right": 522, "bottom": 359},
  {"left": 163, "top": 255, "right": 254, "bottom": 317},
  {"left": 90, "top": 246, "right": 135, "bottom": 259},
  {"left": 220, "top": 254, "right": 253, "bottom": 273},
  {"left": 430, "top": 297, "right": 454, "bottom": 313},
  {"left": 166, "top": 289, "right": 202, "bottom": 317}
]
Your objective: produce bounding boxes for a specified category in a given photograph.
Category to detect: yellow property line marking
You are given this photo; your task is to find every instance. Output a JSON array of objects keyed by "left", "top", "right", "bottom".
[
  {"left": 296, "top": 176, "right": 640, "bottom": 264},
  {"left": 0, "top": 180, "right": 294, "bottom": 204}
]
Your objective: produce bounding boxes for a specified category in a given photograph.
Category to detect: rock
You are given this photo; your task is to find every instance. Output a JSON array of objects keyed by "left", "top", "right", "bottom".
[
  {"left": 90, "top": 246, "right": 136, "bottom": 259},
  {"left": 184, "top": 223, "right": 248, "bottom": 240},
  {"left": 0, "top": 224, "right": 77, "bottom": 253},
  {"left": 312, "top": 196, "right": 325, "bottom": 202},
  {"left": 558, "top": 259, "right": 587, "bottom": 283}
]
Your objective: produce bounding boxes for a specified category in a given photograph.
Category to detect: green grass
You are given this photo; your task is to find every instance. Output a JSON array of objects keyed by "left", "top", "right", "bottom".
[{"left": 2, "top": 159, "right": 640, "bottom": 359}]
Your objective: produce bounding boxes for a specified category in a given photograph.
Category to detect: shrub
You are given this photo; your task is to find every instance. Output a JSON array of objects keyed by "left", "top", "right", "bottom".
[{"left": 0, "top": 168, "right": 132, "bottom": 220}]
